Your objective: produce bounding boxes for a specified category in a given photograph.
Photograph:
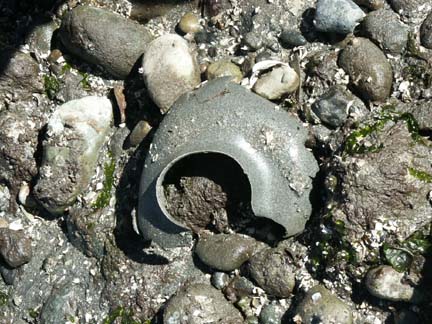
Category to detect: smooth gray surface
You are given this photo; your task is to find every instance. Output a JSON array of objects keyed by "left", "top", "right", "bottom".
[{"left": 138, "top": 78, "right": 319, "bottom": 248}]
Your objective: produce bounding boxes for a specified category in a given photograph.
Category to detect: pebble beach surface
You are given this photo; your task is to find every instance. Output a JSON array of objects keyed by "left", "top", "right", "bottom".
[{"left": 0, "top": 0, "right": 431, "bottom": 323}]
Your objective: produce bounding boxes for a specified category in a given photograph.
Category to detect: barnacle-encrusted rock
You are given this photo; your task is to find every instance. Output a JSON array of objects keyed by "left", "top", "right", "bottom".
[
  {"left": 34, "top": 96, "right": 113, "bottom": 214},
  {"left": 163, "top": 283, "right": 243, "bottom": 323},
  {"left": 326, "top": 114, "right": 432, "bottom": 257}
]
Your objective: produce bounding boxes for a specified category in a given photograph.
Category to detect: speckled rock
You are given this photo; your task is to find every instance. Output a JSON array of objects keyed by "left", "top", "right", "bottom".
[
  {"left": 388, "top": 0, "right": 430, "bottom": 17},
  {"left": 420, "top": 11, "right": 432, "bottom": 49},
  {"left": 248, "top": 246, "right": 295, "bottom": 298},
  {"left": 312, "top": 86, "right": 365, "bottom": 128},
  {"left": 259, "top": 304, "right": 285, "bottom": 324},
  {"left": 206, "top": 60, "right": 243, "bottom": 83},
  {"left": 365, "top": 265, "right": 420, "bottom": 302},
  {"left": 59, "top": 5, "right": 153, "bottom": 79},
  {"left": 0, "top": 101, "right": 49, "bottom": 203},
  {"left": 339, "top": 38, "right": 393, "bottom": 101},
  {"left": 195, "top": 234, "right": 259, "bottom": 271},
  {"left": 39, "top": 284, "right": 78, "bottom": 324},
  {"left": 253, "top": 65, "right": 299, "bottom": 100},
  {"left": 361, "top": 9, "right": 409, "bottom": 53},
  {"left": 34, "top": 96, "right": 113, "bottom": 214},
  {"left": 353, "top": 0, "right": 384, "bottom": 9},
  {"left": 0, "top": 229, "right": 32, "bottom": 268},
  {"left": 142, "top": 34, "right": 201, "bottom": 114},
  {"left": 314, "top": 0, "right": 365, "bottom": 34},
  {"left": 0, "top": 50, "right": 43, "bottom": 101},
  {"left": 294, "top": 285, "right": 353, "bottom": 324},
  {"left": 163, "top": 283, "right": 243, "bottom": 323},
  {"left": 179, "top": 12, "right": 201, "bottom": 34}
]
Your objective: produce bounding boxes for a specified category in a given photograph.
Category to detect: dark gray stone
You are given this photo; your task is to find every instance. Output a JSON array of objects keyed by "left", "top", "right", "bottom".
[
  {"left": 314, "top": 0, "right": 365, "bottom": 34},
  {"left": 248, "top": 246, "right": 295, "bottom": 298},
  {"left": 394, "top": 309, "right": 421, "bottom": 324},
  {"left": 295, "top": 285, "right": 353, "bottom": 324},
  {"left": 0, "top": 229, "right": 32, "bottom": 268},
  {"left": 59, "top": 6, "right": 153, "bottom": 79},
  {"left": 361, "top": 9, "right": 409, "bottom": 53},
  {"left": 138, "top": 78, "right": 319, "bottom": 248},
  {"left": 279, "top": 30, "right": 307, "bottom": 48},
  {"left": 0, "top": 263, "right": 17, "bottom": 285},
  {"left": 339, "top": 37, "right": 393, "bottom": 101},
  {"left": 195, "top": 234, "right": 259, "bottom": 271},
  {"left": 420, "top": 11, "right": 432, "bottom": 49},
  {"left": 353, "top": 0, "right": 384, "bottom": 10},
  {"left": 163, "top": 283, "right": 243, "bottom": 324},
  {"left": 312, "top": 86, "right": 353, "bottom": 128},
  {"left": 224, "top": 276, "right": 257, "bottom": 302}
]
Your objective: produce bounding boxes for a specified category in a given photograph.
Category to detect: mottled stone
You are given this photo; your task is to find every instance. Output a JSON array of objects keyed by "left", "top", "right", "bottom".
[
  {"left": 253, "top": 65, "right": 299, "bottom": 100},
  {"left": 339, "top": 38, "right": 393, "bottom": 101},
  {"left": 0, "top": 50, "right": 43, "bottom": 101},
  {"left": 248, "top": 247, "right": 295, "bottom": 297},
  {"left": 206, "top": 60, "right": 243, "bottom": 83},
  {"left": 59, "top": 5, "right": 153, "bottom": 79},
  {"left": 34, "top": 96, "right": 113, "bottom": 214},
  {"left": 0, "top": 229, "right": 32, "bottom": 268},
  {"left": 365, "top": 265, "right": 421, "bottom": 302},
  {"left": 164, "top": 283, "right": 243, "bottom": 323},
  {"left": 361, "top": 9, "right": 408, "bottom": 53},
  {"left": 195, "top": 234, "right": 259, "bottom": 271},
  {"left": 295, "top": 285, "right": 353, "bottom": 324},
  {"left": 142, "top": 34, "right": 201, "bottom": 113}
]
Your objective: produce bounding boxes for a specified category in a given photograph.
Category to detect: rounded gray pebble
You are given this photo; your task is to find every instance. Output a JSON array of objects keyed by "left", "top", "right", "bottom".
[
  {"left": 248, "top": 247, "right": 295, "bottom": 298},
  {"left": 211, "top": 272, "right": 230, "bottom": 289},
  {"left": 195, "top": 233, "right": 258, "bottom": 271},
  {"left": 365, "top": 265, "right": 418, "bottom": 302},
  {"left": 314, "top": 0, "right": 365, "bottom": 34},
  {"left": 0, "top": 228, "right": 32, "bottom": 268},
  {"left": 279, "top": 30, "right": 307, "bottom": 48},
  {"left": 361, "top": 9, "right": 408, "bottom": 53},
  {"left": 59, "top": 5, "right": 153, "bottom": 79},
  {"left": 163, "top": 283, "right": 243, "bottom": 324},
  {"left": 295, "top": 285, "right": 353, "bottom": 324},
  {"left": 312, "top": 86, "right": 351, "bottom": 128},
  {"left": 259, "top": 304, "right": 285, "bottom": 324}
]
